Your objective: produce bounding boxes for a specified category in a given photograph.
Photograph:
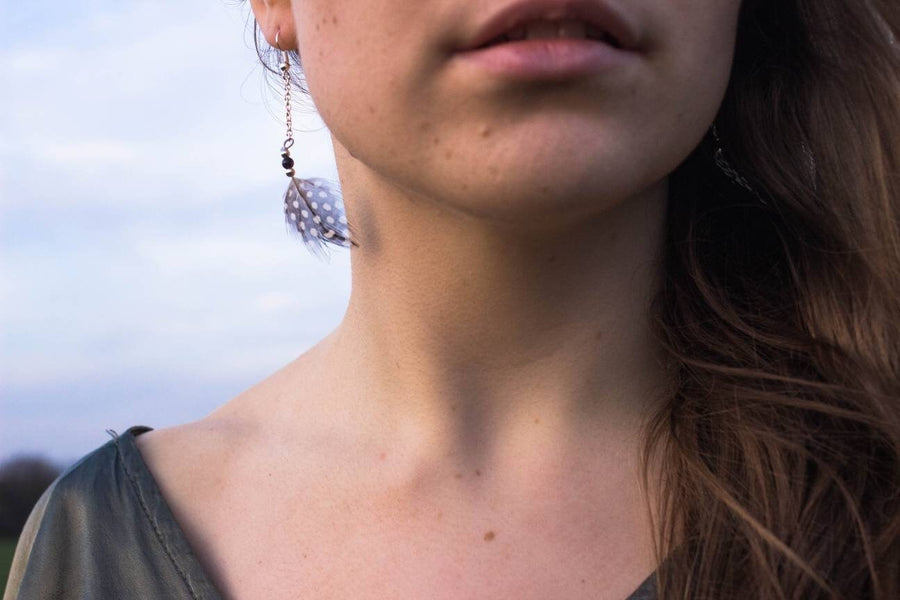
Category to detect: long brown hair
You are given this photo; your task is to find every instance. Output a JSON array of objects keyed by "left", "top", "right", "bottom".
[
  {"left": 240, "top": 0, "right": 900, "bottom": 596},
  {"left": 646, "top": 0, "right": 900, "bottom": 597}
]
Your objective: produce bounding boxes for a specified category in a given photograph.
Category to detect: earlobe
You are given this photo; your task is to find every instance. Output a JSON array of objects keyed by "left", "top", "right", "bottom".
[{"left": 248, "top": 0, "right": 297, "bottom": 50}]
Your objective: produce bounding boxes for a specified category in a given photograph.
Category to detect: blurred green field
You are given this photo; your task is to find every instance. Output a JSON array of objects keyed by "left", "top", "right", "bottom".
[{"left": 1, "top": 538, "right": 18, "bottom": 595}]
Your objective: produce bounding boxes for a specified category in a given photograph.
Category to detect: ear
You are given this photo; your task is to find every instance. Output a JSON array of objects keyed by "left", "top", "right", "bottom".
[{"left": 249, "top": 0, "right": 297, "bottom": 50}]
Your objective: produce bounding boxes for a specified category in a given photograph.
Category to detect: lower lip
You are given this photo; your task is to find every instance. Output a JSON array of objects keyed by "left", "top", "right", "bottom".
[{"left": 454, "top": 38, "right": 634, "bottom": 80}]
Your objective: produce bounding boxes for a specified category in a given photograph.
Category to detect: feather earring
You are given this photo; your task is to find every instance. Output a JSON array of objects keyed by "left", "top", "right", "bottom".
[
  {"left": 276, "top": 33, "right": 356, "bottom": 259},
  {"left": 711, "top": 123, "right": 771, "bottom": 206}
]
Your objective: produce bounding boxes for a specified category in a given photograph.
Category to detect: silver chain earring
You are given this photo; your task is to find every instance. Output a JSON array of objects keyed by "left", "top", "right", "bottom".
[
  {"left": 711, "top": 123, "right": 770, "bottom": 206},
  {"left": 275, "top": 31, "right": 354, "bottom": 258}
]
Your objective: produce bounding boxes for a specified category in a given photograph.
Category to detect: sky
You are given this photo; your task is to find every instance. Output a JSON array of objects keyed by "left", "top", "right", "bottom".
[{"left": 0, "top": 0, "right": 352, "bottom": 468}]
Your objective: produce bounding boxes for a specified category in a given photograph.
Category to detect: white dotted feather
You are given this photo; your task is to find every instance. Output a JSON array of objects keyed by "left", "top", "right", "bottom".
[{"left": 283, "top": 177, "right": 355, "bottom": 259}]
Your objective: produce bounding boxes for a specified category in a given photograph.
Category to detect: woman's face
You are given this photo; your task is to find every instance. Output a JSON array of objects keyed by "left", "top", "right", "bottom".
[{"left": 266, "top": 0, "right": 743, "bottom": 226}]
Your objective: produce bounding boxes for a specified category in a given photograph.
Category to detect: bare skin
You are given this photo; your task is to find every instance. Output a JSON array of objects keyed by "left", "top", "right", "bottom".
[{"left": 135, "top": 0, "right": 743, "bottom": 597}]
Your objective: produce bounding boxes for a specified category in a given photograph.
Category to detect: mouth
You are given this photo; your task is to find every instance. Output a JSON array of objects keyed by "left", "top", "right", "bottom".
[
  {"left": 472, "top": 19, "right": 624, "bottom": 51},
  {"left": 457, "top": 0, "right": 639, "bottom": 54}
]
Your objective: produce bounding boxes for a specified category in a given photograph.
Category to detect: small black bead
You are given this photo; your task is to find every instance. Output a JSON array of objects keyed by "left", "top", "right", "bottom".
[{"left": 282, "top": 157, "right": 295, "bottom": 169}]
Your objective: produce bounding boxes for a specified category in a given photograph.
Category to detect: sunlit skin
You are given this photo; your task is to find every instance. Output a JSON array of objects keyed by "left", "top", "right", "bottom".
[
  {"left": 244, "top": 0, "right": 740, "bottom": 476},
  {"left": 137, "top": 0, "right": 743, "bottom": 597}
]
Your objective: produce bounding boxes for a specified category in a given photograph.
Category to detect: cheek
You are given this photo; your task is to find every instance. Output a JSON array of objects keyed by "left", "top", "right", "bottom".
[
  {"left": 296, "top": 3, "right": 415, "bottom": 142},
  {"left": 626, "top": 5, "right": 741, "bottom": 174},
  {"left": 664, "top": 2, "right": 741, "bottom": 115},
  {"left": 293, "top": 8, "right": 338, "bottom": 102}
]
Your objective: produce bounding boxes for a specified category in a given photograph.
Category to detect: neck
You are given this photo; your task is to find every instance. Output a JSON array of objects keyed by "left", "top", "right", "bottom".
[{"left": 298, "top": 153, "right": 673, "bottom": 484}]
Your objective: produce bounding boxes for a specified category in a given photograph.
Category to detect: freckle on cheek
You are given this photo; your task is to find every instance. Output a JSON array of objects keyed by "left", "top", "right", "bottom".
[{"left": 484, "top": 530, "right": 496, "bottom": 541}]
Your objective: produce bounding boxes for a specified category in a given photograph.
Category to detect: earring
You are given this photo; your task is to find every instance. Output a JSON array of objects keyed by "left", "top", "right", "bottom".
[
  {"left": 275, "top": 31, "right": 354, "bottom": 258},
  {"left": 711, "top": 123, "right": 770, "bottom": 207}
]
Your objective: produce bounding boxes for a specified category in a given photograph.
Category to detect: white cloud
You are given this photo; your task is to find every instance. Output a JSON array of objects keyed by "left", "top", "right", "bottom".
[
  {"left": 254, "top": 291, "right": 299, "bottom": 312},
  {"left": 0, "top": 47, "right": 66, "bottom": 71},
  {"left": 41, "top": 140, "right": 139, "bottom": 165}
]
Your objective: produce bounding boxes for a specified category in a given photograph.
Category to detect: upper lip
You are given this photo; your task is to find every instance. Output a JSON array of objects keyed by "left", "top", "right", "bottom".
[{"left": 458, "top": 0, "right": 640, "bottom": 52}]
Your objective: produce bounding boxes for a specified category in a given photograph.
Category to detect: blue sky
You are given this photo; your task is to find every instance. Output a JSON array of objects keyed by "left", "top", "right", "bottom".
[{"left": 0, "top": 0, "right": 351, "bottom": 467}]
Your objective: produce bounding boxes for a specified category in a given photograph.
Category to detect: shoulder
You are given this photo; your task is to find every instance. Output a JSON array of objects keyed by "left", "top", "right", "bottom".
[
  {"left": 2, "top": 425, "right": 222, "bottom": 600},
  {"left": 130, "top": 416, "right": 254, "bottom": 527},
  {"left": 5, "top": 434, "right": 121, "bottom": 577},
  {"left": 8, "top": 430, "right": 125, "bottom": 557},
  {"left": 3, "top": 430, "right": 131, "bottom": 599}
]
